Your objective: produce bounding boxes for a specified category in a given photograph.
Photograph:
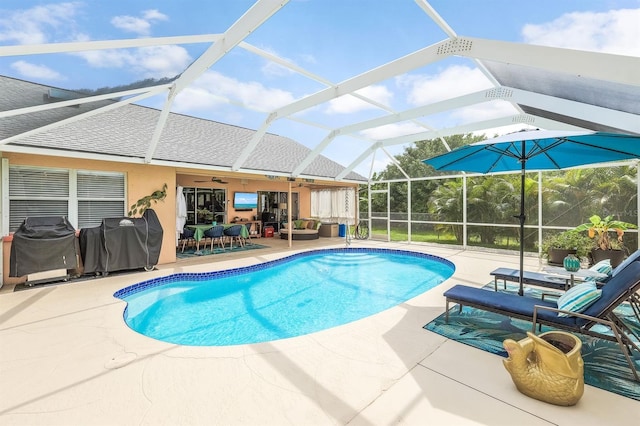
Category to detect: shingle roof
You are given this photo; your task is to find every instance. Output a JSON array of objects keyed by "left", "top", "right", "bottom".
[{"left": 0, "top": 75, "right": 366, "bottom": 182}]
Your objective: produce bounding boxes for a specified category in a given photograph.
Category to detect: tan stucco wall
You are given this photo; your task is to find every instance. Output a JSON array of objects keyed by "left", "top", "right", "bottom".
[
  {"left": 176, "top": 174, "right": 315, "bottom": 221},
  {"left": 1, "top": 152, "right": 358, "bottom": 286},
  {"left": 2, "top": 153, "right": 177, "bottom": 286}
]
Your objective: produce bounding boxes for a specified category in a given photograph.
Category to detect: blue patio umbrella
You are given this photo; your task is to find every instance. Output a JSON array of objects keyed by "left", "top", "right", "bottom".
[{"left": 423, "top": 129, "right": 640, "bottom": 295}]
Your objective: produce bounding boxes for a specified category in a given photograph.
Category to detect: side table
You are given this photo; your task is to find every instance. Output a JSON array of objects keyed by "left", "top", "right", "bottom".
[{"left": 542, "top": 266, "right": 608, "bottom": 287}]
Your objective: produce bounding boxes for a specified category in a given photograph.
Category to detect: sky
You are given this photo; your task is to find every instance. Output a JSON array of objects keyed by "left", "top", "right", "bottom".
[{"left": 1, "top": 0, "right": 639, "bottom": 178}]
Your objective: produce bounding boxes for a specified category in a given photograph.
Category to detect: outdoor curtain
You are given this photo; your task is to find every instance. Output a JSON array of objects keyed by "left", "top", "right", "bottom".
[
  {"left": 176, "top": 186, "right": 187, "bottom": 246},
  {"left": 311, "top": 188, "right": 356, "bottom": 225}
]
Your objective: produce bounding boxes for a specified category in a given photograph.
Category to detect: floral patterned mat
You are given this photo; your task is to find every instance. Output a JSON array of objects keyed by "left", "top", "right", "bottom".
[{"left": 424, "top": 282, "right": 640, "bottom": 401}]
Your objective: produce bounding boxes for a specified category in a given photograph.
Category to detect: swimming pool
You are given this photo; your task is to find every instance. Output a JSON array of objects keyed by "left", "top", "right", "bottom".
[{"left": 114, "top": 248, "right": 454, "bottom": 346}]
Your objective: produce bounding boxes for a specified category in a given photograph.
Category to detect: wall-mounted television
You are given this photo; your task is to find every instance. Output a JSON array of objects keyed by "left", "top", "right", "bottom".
[{"left": 233, "top": 192, "right": 258, "bottom": 210}]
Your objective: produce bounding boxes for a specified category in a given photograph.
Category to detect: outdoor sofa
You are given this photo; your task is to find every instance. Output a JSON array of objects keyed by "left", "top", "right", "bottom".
[{"left": 279, "top": 219, "right": 321, "bottom": 240}]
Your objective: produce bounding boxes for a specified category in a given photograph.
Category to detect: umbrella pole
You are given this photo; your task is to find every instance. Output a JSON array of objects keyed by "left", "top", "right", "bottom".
[{"left": 518, "top": 145, "right": 526, "bottom": 296}]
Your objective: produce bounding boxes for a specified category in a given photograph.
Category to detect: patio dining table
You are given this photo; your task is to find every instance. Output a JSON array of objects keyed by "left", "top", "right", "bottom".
[{"left": 186, "top": 224, "right": 250, "bottom": 254}]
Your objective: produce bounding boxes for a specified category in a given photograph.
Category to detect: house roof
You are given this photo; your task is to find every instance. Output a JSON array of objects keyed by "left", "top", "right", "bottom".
[
  {"left": 0, "top": 1, "right": 638, "bottom": 182},
  {"left": 0, "top": 75, "right": 366, "bottom": 182}
]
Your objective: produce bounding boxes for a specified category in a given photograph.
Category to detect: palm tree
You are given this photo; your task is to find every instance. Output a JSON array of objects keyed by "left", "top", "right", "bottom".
[
  {"left": 466, "top": 175, "right": 515, "bottom": 245},
  {"left": 593, "top": 166, "right": 637, "bottom": 222},
  {"left": 543, "top": 168, "right": 602, "bottom": 226},
  {"left": 428, "top": 178, "right": 464, "bottom": 242}
]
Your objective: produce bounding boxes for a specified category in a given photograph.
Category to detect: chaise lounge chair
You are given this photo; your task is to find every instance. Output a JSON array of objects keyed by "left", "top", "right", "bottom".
[{"left": 443, "top": 251, "right": 640, "bottom": 380}]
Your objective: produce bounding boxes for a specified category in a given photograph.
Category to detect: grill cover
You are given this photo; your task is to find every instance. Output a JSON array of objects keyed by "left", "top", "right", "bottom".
[
  {"left": 9, "top": 216, "right": 79, "bottom": 277},
  {"left": 79, "top": 209, "right": 163, "bottom": 274}
]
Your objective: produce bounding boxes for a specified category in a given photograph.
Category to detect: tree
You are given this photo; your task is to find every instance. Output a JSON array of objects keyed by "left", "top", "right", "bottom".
[
  {"left": 376, "top": 133, "right": 485, "bottom": 181},
  {"left": 428, "top": 178, "right": 464, "bottom": 242},
  {"left": 466, "top": 175, "right": 514, "bottom": 244},
  {"left": 375, "top": 133, "right": 486, "bottom": 216},
  {"left": 543, "top": 168, "right": 603, "bottom": 226}
]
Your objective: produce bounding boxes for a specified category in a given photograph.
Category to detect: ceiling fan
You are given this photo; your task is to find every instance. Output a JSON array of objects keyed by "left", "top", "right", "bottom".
[{"left": 194, "top": 176, "right": 228, "bottom": 184}]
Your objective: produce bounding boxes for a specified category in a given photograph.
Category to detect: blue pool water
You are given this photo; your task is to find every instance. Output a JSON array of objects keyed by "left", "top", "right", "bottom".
[{"left": 114, "top": 248, "right": 454, "bottom": 346}]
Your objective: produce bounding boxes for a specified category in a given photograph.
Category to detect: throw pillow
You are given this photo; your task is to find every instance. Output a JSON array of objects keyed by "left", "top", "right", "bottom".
[
  {"left": 584, "top": 259, "right": 612, "bottom": 282},
  {"left": 293, "top": 219, "right": 304, "bottom": 229},
  {"left": 556, "top": 282, "right": 602, "bottom": 317},
  {"left": 589, "top": 259, "right": 612, "bottom": 275},
  {"left": 306, "top": 220, "right": 316, "bottom": 230}
]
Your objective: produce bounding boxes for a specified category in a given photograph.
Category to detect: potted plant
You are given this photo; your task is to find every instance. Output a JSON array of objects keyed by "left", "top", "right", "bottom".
[
  {"left": 540, "top": 230, "right": 594, "bottom": 266},
  {"left": 574, "top": 214, "right": 637, "bottom": 267}
]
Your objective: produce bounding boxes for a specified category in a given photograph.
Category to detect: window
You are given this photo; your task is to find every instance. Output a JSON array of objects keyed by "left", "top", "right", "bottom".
[
  {"left": 184, "top": 187, "right": 227, "bottom": 225},
  {"left": 77, "top": 171, "right": 126, "bottom": 228},
  {"left": 8, "top": 165, "right": 125, "bottom": 231}
]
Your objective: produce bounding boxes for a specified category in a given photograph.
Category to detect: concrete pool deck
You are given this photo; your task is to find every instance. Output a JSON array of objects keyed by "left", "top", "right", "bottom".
[{"left": 1, "top": 239, "right": 638, "bottom": 425}]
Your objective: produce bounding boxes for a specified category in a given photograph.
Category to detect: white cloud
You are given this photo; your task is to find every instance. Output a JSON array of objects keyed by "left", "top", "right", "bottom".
[
  {"left": 111, "top": 9, "right": 168, "bottom": 36},
  {"left": 173, "top": 86, "right": 228, "bottom": 111},
  {"left": 10, "top": 60, "right": 64, "bottom": 80},
  {"left": 359, "top": 122, "right": 426, "bottom": 140},
  {"left": 262, "top": 60, "right": 293, "bottom": 77},
  {"left": 259, "top": 46, "right": 296, "bottom": 77},
  {"left": 400, "top": 65, "right": 493, "bottom": 106},
  {"left": 257, "top": 47, "right": 318, "bottom": 78},
  {"left": 75, "top": 49, "right": 135, "bottom": 68},
  {"left": 249, "top": 45, "right": 318, "bottom": 78},
  {"left": 522, "top": 8, "right": 640, "bottom": 56},
  {"left": 74, "top": 44, "right": 191, "bottom": 78},
  {"left": 325, "top": 85, "right": 394, "bottom": 114},
  {"left": 143, "top": 9, "right": 169, "bottom": 22},
  {"left": 111, "top": 16, "right": 152, "bottom": 36},
  {"left": 173, "top": 70, "right": 296, "bottom": 113},
  {"left": 448, "top": 100, "right": 520, "bottom": 124},
  {"left": 300, "top": 53, "right": 317, "bottom": 64},
  {"left": 135, "top": 45, "right": 191, "bottom": 77},
  {"left": 0, "top": 2, "right": 81, "bottom": 44}
]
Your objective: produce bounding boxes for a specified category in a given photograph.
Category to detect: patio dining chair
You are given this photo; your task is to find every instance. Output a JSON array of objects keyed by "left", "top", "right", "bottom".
[
  {"left": 243, "top": 223, "right": 253, "bottom": 245},
  {"left": 223, "top": 224, "right": 245, "bottom": 249},
  {"left": 179, "top": 228, "right": 196, "bottom": 253},
  {"left": 204, "top": 225, "right": 226, "bottom": 251}
]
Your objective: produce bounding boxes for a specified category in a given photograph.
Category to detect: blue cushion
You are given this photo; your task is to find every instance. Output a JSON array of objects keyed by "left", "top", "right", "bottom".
[
  {"left": 443, "top": 285, "right": 578, "bottom": 326},
  {"left": 556, "top": 282, "right": 602, "bottom": 317},
  {"left": 611, "top": 249, "right": 640, "bottom": 277}
]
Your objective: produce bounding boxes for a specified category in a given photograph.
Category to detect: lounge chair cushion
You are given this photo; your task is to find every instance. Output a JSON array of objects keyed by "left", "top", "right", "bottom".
[
  {"left": 556, "top": 282, "right": 602, "bottom": 317},
  {"left": 611, "top": 249, "right": 640, "bottom": 278},
  {"left": 443, "top": 285, "right": 575, "bottom": 325}
]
